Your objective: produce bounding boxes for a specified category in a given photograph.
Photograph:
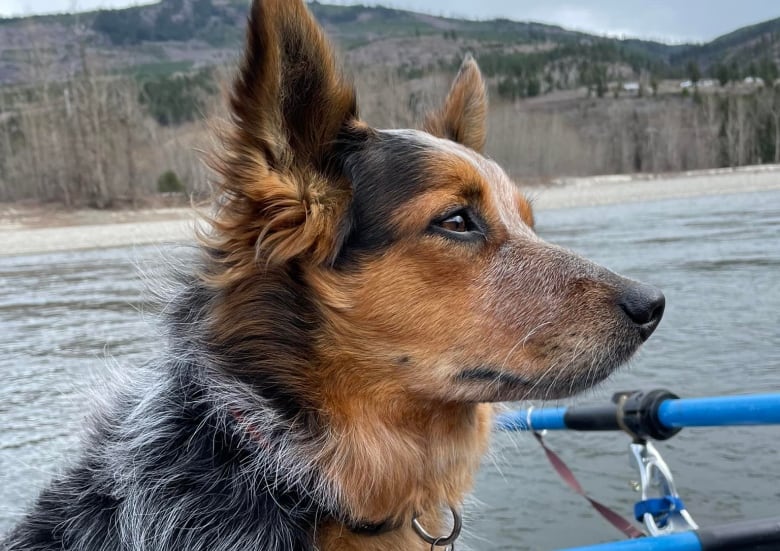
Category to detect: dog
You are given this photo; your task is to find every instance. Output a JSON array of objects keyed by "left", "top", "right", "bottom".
[{"left": 3, "top": 1, "right": 665, "bottom": 549}]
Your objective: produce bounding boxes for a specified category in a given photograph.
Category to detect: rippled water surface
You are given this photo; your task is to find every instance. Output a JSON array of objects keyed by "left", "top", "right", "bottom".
[{"left": 1, "top": 190, "right": 779, "bottom": 549}]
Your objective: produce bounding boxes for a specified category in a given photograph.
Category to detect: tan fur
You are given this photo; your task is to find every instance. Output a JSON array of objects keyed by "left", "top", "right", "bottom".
[
  {"left": 202, "top": 0, "right": 357, "bottom": 284},
  {"left": 517, "top": 194, "right": 535, "bottom": 228},
  {"left": 199, "top": 3, "right": 490, "bottom": 545},
  {"left": 315, "top": 403, "right": 492, "bottom": 550},
  {"left": 201, "top": 1, "right": 657, "bottom": 548},
  {"left": 424, "top": 54, "right": 489, "bottom": 153}
]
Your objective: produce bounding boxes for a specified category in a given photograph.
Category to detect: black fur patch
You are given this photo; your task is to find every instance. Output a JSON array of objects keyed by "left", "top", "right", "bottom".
[
  {"left": 335, "top": 130, "right": 438, "bottom": 264},
  {"left": 189, "top": 258, "right": 320, "bottom": 426},
  {"left": 457, "top": 368, "right": 533, "bottom": 387}
]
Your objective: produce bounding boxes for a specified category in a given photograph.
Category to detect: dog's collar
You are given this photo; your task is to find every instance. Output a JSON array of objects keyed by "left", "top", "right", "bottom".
[
  {"left": 345, "top": 517, "right": 404, "bottom": 536},
  {"left": 229, "top": 407, "right": 400, "bottom": 537}
]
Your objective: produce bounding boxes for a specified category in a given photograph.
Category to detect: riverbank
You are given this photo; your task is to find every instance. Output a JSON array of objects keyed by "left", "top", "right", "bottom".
[
  {"left": 2, "top": 164, "right": 779, "bottom": 257},
  {"left": 531, "top": 163, "right": 780, "bottom": 210},
  {"left": 0, "top": 207, "right": 198, "bottom": 257}
]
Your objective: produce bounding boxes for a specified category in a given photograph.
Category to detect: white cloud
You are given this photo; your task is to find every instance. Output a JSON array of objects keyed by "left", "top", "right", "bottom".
[
  {"left": 0, "top": 0, "right": 139, "bottom": 16},
  {"left": 521, "top": 5, "right": 654, "bottom": 40},
  {"left": 539, "top": 6, "right": 603, "bottom": 31},
  {"left": 0, "top": 0, "right": 23, "bottom": 17}
]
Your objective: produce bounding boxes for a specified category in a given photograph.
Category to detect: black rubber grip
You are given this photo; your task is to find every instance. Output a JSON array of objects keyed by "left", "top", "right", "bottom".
[
  {"left": 561, "top": 389, "right": 682, "bottom": 440},
  {"left": 697, "top": 517, "right": 780, "bottom": 550},
  {"left": 620, "top": 389, "right": 682, "bottom": 441},
  {"left": 563, "top": 405, "right": 620, "bottom": 431}
]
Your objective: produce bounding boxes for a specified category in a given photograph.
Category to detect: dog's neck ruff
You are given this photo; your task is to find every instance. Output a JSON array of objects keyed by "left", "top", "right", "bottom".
[{"left": 228, "top": 408, "right": 402, "bottom": 537}]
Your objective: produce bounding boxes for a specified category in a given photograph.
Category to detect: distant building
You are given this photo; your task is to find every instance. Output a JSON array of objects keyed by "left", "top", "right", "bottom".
[{"left": 623, "top": 82, "right": 641, "bottom": 92}]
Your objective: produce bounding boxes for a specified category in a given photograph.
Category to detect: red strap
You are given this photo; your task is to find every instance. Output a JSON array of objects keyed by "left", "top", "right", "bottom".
[
  {"left": 230, "top": 408, "right": 271, "bottom": 448},
  {"left": 533, "top": 432, "right": 645, "bottom": 539}
]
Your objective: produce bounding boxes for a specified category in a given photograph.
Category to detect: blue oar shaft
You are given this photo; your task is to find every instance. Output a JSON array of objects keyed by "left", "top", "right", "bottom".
[
  {"left": 495, "top": 393, "right": 780, "bottom": 433},
  {"left": 560, "top": 518, "right": 780, "bottom": 551},
  {"left": 561, "top": 532, "right": 701, "bottom": 551},
  {"left": 658, "top": 394, "right": 780, "bottom": 428}
]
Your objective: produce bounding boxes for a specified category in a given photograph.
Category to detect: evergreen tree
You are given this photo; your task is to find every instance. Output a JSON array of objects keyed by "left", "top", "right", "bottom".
[
  {"left": 715, "top": 63, "right": 731, "bottom": 86},
  {"left": 686, "top": 60, "right": 701, "bottom": 85}
]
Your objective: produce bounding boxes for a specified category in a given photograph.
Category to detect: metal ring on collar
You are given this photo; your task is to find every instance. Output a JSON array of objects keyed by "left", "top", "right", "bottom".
[{"left": 411, "top": 506, "right": 462, "bottom": 547}]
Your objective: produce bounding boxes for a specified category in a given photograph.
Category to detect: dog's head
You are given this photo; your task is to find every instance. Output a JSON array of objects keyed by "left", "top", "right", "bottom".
[{"left": 204, "top": 0, "right": 664, "bottom": 405}]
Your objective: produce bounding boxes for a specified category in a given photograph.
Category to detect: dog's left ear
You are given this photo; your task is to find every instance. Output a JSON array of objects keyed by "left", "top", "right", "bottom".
[
  {"left": 424, "top": 54, "right": 488, "bottom": 153},
  {"left": 207, "top": 0, "right": 360, "bottom": 272},
  {"left": 230, "top": 0, "right": 357, "bottom": 173}
]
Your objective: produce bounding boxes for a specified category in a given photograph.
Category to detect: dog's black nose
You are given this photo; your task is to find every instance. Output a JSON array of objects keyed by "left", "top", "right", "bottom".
[{"left": 618, "top": 283, "right": 665, "bottom": 340}]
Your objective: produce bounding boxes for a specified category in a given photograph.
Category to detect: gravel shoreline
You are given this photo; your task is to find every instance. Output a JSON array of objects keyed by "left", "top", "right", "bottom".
[
  {"left": 532, "top": 163, "right": 780, "bottom": 210},
  {"left": 2, "top": 165, "right": 779, "bottom": 257}
]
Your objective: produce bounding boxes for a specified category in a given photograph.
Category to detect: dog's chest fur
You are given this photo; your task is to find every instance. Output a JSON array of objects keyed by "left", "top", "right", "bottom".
[{"left": 315, "top": 402, "right": 493, "bottom": 550}]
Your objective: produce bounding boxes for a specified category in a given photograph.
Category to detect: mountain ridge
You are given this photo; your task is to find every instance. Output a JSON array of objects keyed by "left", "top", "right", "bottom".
[{"left": 0, "top": 0, "right": 778, "bottom": 90}]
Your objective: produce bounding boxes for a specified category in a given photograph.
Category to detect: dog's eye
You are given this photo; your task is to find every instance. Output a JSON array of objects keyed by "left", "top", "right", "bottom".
[
  {"left": 440, "top": 214, "right": 467, "bottom": 233},
  {"left": 431, "top": 209, "right": 485, "bottom": 242}
]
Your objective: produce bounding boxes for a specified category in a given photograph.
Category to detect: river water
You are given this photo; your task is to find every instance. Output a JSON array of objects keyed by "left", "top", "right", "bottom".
[{"left": 1, "top": 190, "right": 779, "bottom": 549}]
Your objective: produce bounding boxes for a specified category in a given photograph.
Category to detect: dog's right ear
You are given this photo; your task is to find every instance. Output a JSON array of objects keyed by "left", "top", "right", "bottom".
[
  {"left": 424, "top": 54, "right": 487, "bottom": 153},
  {"left": 207, "top": 0, "right": 360, "bottom": 273}
]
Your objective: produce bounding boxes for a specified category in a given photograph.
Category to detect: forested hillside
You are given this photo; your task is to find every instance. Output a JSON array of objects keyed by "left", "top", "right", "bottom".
[{"left": 1, "top": 0, "right": 779, "bottom": 207}]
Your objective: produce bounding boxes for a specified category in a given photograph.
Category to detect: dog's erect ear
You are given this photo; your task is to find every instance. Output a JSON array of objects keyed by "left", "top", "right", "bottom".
[
  {"left": 424, "top": 54, "right": 488, "bottom": 153},
  {"left": 231, "top": 0, "right": 357, "bottom": 171},
  {"left": 206, "top": 0, "right": 359, "bottom": 273}
]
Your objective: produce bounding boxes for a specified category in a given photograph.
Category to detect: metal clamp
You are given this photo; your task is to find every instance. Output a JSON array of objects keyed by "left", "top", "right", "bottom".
[
  {"left": 525, "top": 405, "right": 549, "bottom": 438},
  {"left": 629, "top": 440, "right": 698, "bottom": 536}
]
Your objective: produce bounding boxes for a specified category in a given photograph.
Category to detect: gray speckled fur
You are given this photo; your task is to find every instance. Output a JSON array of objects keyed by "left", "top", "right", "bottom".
[{"left": 2, "top": 265, "right": 332, "bottom": 551}]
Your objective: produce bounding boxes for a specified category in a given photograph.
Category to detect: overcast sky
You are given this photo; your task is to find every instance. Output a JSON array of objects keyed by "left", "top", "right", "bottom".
[{"left": 1, "top": 0, "right": 778, "bottom": 43}]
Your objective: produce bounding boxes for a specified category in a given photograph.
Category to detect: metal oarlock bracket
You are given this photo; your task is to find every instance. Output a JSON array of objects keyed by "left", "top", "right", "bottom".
[{"left": 629, "top": 440, "right": 698, "bottom": 536}]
